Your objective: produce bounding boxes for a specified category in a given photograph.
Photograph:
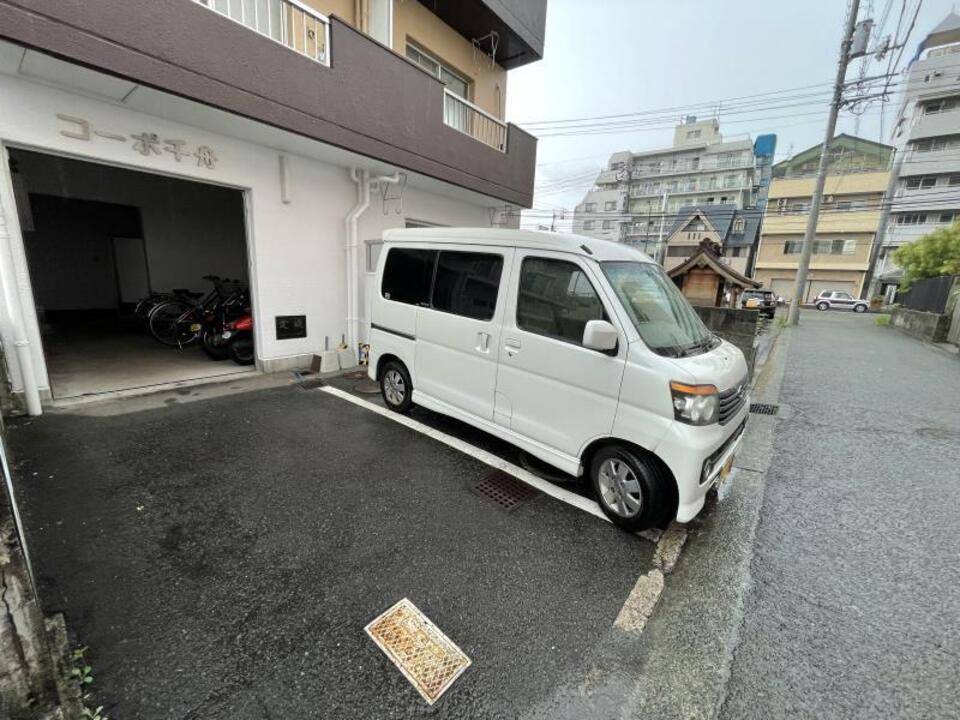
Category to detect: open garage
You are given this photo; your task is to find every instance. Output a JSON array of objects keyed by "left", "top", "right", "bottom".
[{"left": 8, "top": 148, "right": 254, "bottom": 399}]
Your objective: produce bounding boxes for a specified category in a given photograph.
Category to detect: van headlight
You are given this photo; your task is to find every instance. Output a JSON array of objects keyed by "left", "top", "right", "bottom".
[{"left": 669, "top": 381, "right": 719, "bottom": 425}]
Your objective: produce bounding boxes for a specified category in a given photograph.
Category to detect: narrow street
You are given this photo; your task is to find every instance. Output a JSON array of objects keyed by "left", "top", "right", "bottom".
[{"left": 719, "top": 311, "right": 960, "bottom": 719}]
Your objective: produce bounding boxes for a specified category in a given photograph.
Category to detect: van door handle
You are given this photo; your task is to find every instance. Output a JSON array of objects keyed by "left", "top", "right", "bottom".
[
  {"left": 476, "top": 332, "right": 491, "bottom": 353},
  {"left": 504, "top": 338, "right": 521, "bottom": 357}
]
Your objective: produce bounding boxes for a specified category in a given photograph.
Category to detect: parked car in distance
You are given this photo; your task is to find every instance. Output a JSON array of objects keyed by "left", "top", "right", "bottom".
[
  {"left": 369, "top": 228, "right": 750, "bottom": 532},
  {"left": 739, "top": 289, "right": 777, "bottom": 318},
  {"left": 814, "top": 291, "right": 869, "bottom": 313}
]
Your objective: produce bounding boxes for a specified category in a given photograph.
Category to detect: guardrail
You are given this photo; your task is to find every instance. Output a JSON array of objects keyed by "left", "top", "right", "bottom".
[
  {"left": 196, "top": 0, "right": 330, "bottom": 66},
  {"left": 443, "top": 89, "right": 507, "bottom": 152}
]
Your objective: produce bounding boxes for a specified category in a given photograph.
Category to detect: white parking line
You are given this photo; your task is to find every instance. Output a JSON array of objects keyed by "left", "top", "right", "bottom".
[{"left": 318, "top": 385, "right": 610, "bottom": 523}]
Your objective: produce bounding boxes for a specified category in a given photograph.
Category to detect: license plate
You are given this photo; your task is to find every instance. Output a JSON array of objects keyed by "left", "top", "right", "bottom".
[{"left": 189, "top": 323, "right": 202, "bottom": 332}]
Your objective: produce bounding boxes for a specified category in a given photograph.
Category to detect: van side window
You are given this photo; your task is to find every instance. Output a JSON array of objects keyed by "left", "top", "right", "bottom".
[
  {"left": 381, "top": 248, "right": 437, "bottom": 305},
  {"left": 432, "top": 251, "right": 503, "bottom": 321},
  {"left": 517, "top": 257, "right": 606, "bottom": 344}
]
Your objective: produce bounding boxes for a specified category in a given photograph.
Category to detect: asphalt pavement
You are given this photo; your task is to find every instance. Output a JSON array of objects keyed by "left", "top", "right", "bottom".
[
  {"left": 7, "top": 382, "right": 654, "bottom": 719},
  {"left": 718, "top": 310, "right": 960, "bottom": 719}
]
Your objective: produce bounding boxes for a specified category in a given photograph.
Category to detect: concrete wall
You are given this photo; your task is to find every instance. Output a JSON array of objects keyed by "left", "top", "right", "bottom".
[
  {"left": 0, "top": 70, "right": 493, "bottom": 398},
  {"left": 889, "top": 307, "right": 951, "bottom": 343},
  {"left": 693, "top": 306, "right": 759, "bottom": 376}
]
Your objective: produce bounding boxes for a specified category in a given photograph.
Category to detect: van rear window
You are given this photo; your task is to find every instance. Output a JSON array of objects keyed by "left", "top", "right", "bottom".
[{"left": 381, "top": 248, "right": 437, "bottom": 306}]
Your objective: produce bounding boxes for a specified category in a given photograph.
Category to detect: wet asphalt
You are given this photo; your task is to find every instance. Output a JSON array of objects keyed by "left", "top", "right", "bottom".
[
  {"left": 7, "top": 382, "right": 654, "bottom": 719},
  {"left": 718, "top": 311, "right": 960, "bottom": 719}
]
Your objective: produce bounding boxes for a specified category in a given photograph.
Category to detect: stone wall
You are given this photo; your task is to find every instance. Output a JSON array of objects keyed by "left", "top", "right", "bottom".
[
  {"left": 694, "top": 306, "right": 760, "bottom": 376},
  {"left": 889, "top": 307, "right": 951, "bottom": 344}
]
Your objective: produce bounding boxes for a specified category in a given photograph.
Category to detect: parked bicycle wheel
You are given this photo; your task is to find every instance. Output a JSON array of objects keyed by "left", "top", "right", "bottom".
[{"left": 149, "top": 300, "right": 201, "bottom": 347}]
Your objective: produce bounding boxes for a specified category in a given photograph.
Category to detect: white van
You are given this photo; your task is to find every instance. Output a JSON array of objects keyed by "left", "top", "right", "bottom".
[{"left": 368, "top": 228, "right": 749, "bottom": 531}]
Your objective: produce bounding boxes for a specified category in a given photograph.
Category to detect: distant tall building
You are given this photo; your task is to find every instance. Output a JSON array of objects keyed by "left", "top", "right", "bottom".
[
  {"left": 754, "top": 135, "right": 892, "bottom": 302},
  {"left": 572, "top": 117, "right": 776, "bottom": 259},
  {"left": 870, "top": 12, "right": 960, "bottom": 300}
]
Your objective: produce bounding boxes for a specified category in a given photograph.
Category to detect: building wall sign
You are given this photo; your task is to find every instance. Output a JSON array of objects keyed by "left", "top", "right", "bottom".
[
  {"left": 275, "top": 315, "right": 307, "bottom": 340},
  {"left": 56, "top": 114, "right": 218, "bottom": 169}
]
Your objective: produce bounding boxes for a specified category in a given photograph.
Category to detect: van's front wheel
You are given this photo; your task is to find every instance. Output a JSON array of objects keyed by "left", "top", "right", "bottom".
[
  {"left": 380, "top": 360, "right": 413, "bottom": 414},
  {"left": 590, "top": 446, "right": 669, "bottom": 532}
]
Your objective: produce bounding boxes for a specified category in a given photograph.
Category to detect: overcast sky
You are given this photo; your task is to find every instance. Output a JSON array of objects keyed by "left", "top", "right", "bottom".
[{"left": 505, "top": 0, "right": 957, "bottom": 224}]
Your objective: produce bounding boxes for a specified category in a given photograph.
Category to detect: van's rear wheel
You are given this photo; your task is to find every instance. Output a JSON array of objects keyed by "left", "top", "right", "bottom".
[
  {"left": 380, "top": 360, "right": 413, "bottom": 414},
  {"left": 590, "top": 445, "right": 669, "bottom": 532}
]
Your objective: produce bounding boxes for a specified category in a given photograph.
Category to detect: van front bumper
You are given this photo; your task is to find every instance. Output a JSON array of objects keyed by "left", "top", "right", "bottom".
[{"left": 654, "top": 398, "right": 750, "bottom": 523}]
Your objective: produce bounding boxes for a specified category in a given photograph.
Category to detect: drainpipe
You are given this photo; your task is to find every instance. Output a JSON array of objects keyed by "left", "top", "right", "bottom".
[
  {"left": 345, "top": 169, "right": 401, "bottom": 363},
  {"left": 0, "top": 180, "right": 42, "bottom": 416}
]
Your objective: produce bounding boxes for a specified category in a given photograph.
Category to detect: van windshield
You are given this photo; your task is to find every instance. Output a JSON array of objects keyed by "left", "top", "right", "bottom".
[{"left": 601, "top": 261, "right": 715, "bottom": 357}]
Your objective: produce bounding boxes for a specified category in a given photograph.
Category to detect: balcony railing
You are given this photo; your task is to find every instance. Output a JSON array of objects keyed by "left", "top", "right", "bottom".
[
  {"left": 443, "top": 89, "right": 507, "bottom": 152},
  {"left": 196, "top": 0, "right": 330, "bottom": 66}
]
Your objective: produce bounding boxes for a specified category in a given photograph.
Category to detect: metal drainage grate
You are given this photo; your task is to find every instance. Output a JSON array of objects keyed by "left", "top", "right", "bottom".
[
  {"left": 365, "top": 598, "right": 471, "bottom": 705},
  {"left": 749, "top": 403, "right": 779, "bottom": 416},
  {"left": 472, "top": 469, "right": 538, "bottom": 511}
]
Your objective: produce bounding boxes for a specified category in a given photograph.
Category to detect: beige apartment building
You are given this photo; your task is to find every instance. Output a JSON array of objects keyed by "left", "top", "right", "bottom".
[{"left": 754, "top": 135, "right": 892, "bottom": 302}]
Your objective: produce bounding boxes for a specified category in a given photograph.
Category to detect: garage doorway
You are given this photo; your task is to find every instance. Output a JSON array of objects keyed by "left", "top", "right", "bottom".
[{"left": 8, "top": 148, "right": 255, "bottom": 399}]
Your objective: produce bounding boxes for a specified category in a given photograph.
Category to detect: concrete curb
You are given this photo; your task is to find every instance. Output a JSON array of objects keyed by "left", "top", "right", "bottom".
[
  {"left": 620, "top": 325, "right": 794, "bottom": 720},
  {"left": 519, "top": 328, "right": 793, "bottom": 720}
]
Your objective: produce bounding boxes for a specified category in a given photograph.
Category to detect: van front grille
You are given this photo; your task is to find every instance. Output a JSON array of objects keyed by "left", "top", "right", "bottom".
[{"left": 718, "top": 377, "right": 748, "bottom": 425}]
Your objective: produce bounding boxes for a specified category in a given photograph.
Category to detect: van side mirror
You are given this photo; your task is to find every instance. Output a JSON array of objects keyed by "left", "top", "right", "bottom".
[{"left": 582, "top": 320, "right": 618, "bottom": 352}]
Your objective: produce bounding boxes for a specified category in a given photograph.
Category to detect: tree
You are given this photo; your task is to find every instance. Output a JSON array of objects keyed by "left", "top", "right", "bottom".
[{"left": 892, "top": 220, "right": 960, "bottom": 289}]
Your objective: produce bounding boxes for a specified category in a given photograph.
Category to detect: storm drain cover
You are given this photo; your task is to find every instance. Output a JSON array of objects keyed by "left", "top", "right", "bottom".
[
  {"left": 472, "top": 469, "right": 538, "bottom": 511},
  {"left": 749, "top": 403, "right": 779, "bottom": 415},
  {"left": 365, "top": 598, "right": 471, "bottom": 705},
  {"left": 298, "top": 378, "right": 326, "bottom": 390},
  {"left": 343, "top": 370, "right": 368, "bottom": 380}
]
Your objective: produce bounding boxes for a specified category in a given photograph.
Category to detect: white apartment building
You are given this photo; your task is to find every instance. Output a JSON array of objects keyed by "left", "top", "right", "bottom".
[
  {"left": 572, "top": 117, "right": 776, "bottom": 258},
  {"left": 872, "top": 12, "right": 960, "bottom": 300}
]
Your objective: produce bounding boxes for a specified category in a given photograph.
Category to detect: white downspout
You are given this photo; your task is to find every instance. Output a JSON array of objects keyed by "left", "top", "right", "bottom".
[
  {"left": 345, "top": 169, "right": 401, "bottom": 363},
  {"left": 0, "top": 176, "right": 42, "bottom": 416}
]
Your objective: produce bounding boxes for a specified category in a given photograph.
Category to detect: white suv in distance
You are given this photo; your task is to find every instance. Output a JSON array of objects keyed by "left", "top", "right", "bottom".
[{"left": 814, "top": 291, "right": 868, "bottom": 313}]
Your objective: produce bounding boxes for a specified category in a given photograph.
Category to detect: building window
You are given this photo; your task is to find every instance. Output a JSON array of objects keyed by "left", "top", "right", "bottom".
[
  {"left": 783, "top": 240, "right": 803, "bottom": 254},
  {"left": 584, "top": 202, "right": 596, "bottom": 213},
  {"left": 406, "top": 43, "right": 469, "bottom": 99},
  {"left": 949, "top": 175, "right": 960, "bottom": 186},
  {"left": 896, "top": 213, "right": 927, "bottom": 225},
  {"left": 583, "top": 220, "right": 595, "bottom": 230},
  {"left": 924, "top": 96, "right": 960, "bottom": 114},
  {"left": 732, "top": 218, "right": 745, "bottom": 233},
  {"left": 686, "top": 129, "right": 702, "bottom": 139},
  {"left": 921, "top": 176, "right": 937, "bottom": 189},
  {"left": 939, "top": 212, "right": 956, "bottom": 224},
  {"left": 604, "top": 201, "right": 617, "bottom": 211},
  {"left": 667, "top": 246, "right": 694, "bottom": 257},
  {"left": 602, "top": 220, "right": 613, "bottom": 230}
]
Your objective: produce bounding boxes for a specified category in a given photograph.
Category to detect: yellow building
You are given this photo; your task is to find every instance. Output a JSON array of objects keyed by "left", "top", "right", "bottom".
[
  {"left": 306, "top": 0, "right": 508, "bottom": 120},
  {"left": 754, "top": 135, "right": 892, "bottom": 301}
]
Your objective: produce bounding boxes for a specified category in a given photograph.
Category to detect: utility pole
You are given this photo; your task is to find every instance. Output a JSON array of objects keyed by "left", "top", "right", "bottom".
[
  {"left": 788, "top": 0, "right": 862, "bottom": 325},
  {"left": 860, "top": 148, "right": 904, "bottom": 299}
]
